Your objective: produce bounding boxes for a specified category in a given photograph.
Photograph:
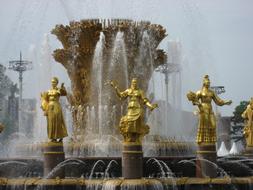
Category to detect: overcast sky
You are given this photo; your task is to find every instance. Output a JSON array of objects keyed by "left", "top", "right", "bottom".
[{"left": 0, "top": 0, "right": 253, "bottom": 116}]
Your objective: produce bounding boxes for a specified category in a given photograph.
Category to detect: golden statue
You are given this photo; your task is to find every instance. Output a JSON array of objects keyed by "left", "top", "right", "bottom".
[
  {"left": 242, "top": 98, "right": 253, "bottom": 146},
  {"left": 41, "top": 77, "right": 68, "bottom": 142},
  {"left": 111, "top": 78, "right": 158, "bottom": 144},
  {"left": 187, "top": 75, "right": 232, "bottom": 144}
]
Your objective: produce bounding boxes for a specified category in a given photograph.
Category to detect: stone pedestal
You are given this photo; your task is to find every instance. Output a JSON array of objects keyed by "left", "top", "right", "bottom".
[
  {"left": 196, "top": 143, "right": 217, "bottom": 178},
  {"left": 244, "top": 145, "right": 253, "bottom": 157},
  {"left": 43, "top": 142, "right": 65, "bottom": 178},
  {"left": 122, "top": 143, "right": 143, "bottom": 179}
]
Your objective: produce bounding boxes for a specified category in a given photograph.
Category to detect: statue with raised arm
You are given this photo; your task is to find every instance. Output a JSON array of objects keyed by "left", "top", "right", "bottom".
[
  {"left": 187, "top": 75, "right": 232, "bottom": 144},
  {"left": 40, "top": 77, "right": 68, "bottom": 142},
  {"left": 242, "top": 98, "right": 253, "bottom": 146},
  {"left": 110, "top": 78, "right": 158, "bottom": 144}
]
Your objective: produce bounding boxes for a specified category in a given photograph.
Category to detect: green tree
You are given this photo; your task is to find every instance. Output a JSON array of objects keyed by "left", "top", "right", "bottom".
[{"left": 231, "top": 101, "right": 249, "bottom": 144}]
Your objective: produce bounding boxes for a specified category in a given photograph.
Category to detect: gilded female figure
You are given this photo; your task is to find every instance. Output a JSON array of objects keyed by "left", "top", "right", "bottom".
[
  {"left": 41, "top": 77, "right": 68, "bottom": 142},
  {"left": 111, "top": 78, "right": 158, "bottom": 143},
  {"left": 242, "top": 98, "right": 253, "bottom": 146},
  {"left": 187, "top": 75, "right": 232, "bottom": 144}
]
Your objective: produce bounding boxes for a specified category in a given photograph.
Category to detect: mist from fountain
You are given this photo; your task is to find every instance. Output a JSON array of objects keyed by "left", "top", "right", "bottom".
[
  {"left": 35, "top": 34, "right": 53, "bottom": 142},
  {"left": 146, "top": 40, "right": 187, "bottom": 147}
]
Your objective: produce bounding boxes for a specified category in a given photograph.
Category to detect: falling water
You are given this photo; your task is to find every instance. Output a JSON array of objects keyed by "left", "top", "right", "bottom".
[
  {"left": 45, "top": 158, "right": 86, "bottom": 179},
  {"left": 109, "top": 31, "right": 128, "bottom": 88},
  {"left": 136, "top": 30, "right": 158, "bottom": 138},
  {"left": 89, "top": 160, "right": 105, "bottom": 179},
  {"left": 104, "top": 160, "right": 119, "bottom": 178},
  {"left": 92, "top": 32, "right": 105, "bottom": 135},
  {"left": 136, "top": 30, "right": 155, "bottom": 97},
  {"left": 144, "top": 31, "right": 155, "bottom": 96}
]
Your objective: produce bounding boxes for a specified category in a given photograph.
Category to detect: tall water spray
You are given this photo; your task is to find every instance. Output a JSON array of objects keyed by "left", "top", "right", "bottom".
[
  {"left": 168, "top": 41, "right": 183, "bottom": 140},
  {"left": 91, "top": 32, "right": 105, "bottom": 135},
  {"left": 168, "top": 40, "right": 182, "bottom": 110},
  {"left": 109, "top": 31, "right": 128, "bottom": 88}
]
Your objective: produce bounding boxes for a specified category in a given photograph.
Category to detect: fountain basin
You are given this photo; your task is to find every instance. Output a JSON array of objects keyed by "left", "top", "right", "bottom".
[{"left": 0, "top": 177, "right": 253, "bottom": 190}]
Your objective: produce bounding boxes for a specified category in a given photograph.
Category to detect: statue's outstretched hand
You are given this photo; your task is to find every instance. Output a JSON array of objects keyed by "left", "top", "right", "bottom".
[
  {"left": 226, "top": 100, "right": 232, "bottom": 105},
  {"left": 151, "top": 103, "right": 158, "bottom": 111}
]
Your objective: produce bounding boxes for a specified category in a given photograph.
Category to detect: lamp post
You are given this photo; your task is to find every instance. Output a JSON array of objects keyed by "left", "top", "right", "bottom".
[{"left": 9, "top": 52, "right": 32, "bottom": 133}]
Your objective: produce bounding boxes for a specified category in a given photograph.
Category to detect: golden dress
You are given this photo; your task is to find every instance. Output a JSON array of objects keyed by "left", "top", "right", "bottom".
[
  {"left": 111, "top": 78, "right": 157, "bottom": 143},
  {"left": 44, "top": 88, "right": 68, "bottom": 140},
  {"left": 119, "top": 88, "right": 149, "bottom": 137},
  {"left": 194, "top": 89, "right": 227, "bottom": 144}
]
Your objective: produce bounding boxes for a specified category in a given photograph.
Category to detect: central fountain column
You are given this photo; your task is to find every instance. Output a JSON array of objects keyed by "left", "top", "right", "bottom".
[
  {"left": 196, "top": 143, "right": 217, "bottom": 178},
  {"left": 43, "top": 142, "right": 65, "bottom": 178},
  {"left": 122, "top": 142, "right": 143, "bottom": 179}
]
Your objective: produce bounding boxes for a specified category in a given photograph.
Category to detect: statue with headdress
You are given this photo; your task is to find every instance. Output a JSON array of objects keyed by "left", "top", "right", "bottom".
[
  {"left": 111, "top": 78, "right": 158, "bottom": 144},
  {"left": 40, "top": 77, "right": 68, "bottom": 142},
  {"left": 187, "top": 75, "right": 232, "bottom": 144}
]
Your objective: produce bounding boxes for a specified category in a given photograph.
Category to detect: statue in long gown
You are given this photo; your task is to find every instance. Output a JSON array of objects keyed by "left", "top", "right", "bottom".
[
  {"left": 111, "top": 78, "right": 158, "bottom": 144},
  {"left": 242, "top": 98, "right": 253, "bottom": 146},
  {"left": 41, "top": 77, "right": 68, "bottom": 142},
  {"left": 187, "top": 75, "right": 232, "bottom": 144}
]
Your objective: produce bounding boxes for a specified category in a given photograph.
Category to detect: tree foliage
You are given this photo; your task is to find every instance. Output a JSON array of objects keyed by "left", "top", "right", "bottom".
[
  {"left": 231, "top": 101, "right": 249, "bottom": 143},
  {"left": 232, "top": 101, "right": 249, "bottom": 124}
]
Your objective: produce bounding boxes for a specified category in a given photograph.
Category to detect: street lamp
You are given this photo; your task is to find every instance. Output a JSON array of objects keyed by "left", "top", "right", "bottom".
[{"left": 9, "top": 52, "right": 32, "bottom": 133}]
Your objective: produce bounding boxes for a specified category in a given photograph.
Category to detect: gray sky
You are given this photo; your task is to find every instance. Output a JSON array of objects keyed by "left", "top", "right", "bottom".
[{"left": 0, "top": 0, "right": 253, "bottom": 116}]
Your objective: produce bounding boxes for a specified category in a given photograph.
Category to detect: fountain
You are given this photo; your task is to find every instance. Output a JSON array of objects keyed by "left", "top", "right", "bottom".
[
  {"left": 1, "top": 18, "right": 253, "bottom": 190},
  {"left": 51, "top": 19, "right": 166, "bottom": 138}
]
